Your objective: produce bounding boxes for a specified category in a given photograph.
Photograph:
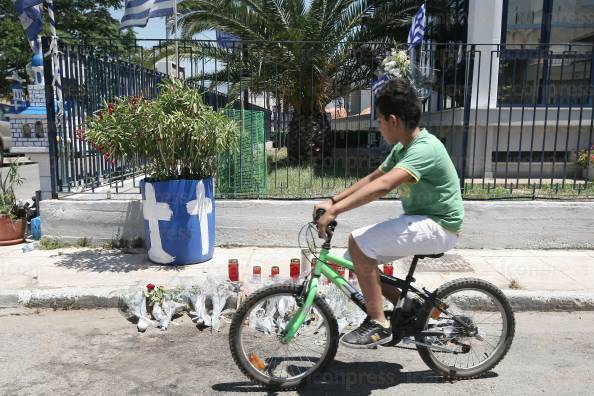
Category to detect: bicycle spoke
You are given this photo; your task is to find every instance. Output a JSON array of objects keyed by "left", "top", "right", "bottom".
[
  {"left": 425, "top": 286, "right": 509, "bottom": 373},
  {"left": 238, "top": 292, "right": 331, "bottom": 382}
]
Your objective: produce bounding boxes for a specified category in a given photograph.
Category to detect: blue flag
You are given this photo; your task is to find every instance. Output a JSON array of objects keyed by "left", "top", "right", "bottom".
[
  {"left": 407, "top": 3, "right": 426, "bottom": 48},
  {"left": 372, "top": 74, "right": 391, "bottom": 97},
  {"left": 216, "top": 30, "right": 240, "bottom": 49},
  {"left": 120, "top": 0, "right": 175, "bottom": 30},
  {"left": 14, "top": 0, "right": 43, "bottom": 44},
  {"left": 14, "top": 0, "right": 43, "bottom": 13}
]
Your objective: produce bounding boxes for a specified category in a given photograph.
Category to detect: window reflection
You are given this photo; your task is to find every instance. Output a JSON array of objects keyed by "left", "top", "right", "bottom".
[{"left": 501, "top": 0, "right": 594, "bottom": 106}]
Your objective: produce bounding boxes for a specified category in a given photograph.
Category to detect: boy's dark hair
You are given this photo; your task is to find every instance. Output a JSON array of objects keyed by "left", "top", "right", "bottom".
[{"left": 375, "top": 78, "right": 421, "bottom": 131}]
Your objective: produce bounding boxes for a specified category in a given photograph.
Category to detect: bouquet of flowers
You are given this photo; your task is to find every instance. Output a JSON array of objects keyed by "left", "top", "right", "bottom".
[
  {"left": 374, "top": 47, "right": 436, "bottom": 101},
  {"left": 381, "top": 49, "right": 412, "bottom": 80}
]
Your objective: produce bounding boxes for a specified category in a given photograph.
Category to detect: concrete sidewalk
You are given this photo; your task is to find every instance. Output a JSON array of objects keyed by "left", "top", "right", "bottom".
[{"left": 1, "top": 243, "right": 594, "bottom": 310}]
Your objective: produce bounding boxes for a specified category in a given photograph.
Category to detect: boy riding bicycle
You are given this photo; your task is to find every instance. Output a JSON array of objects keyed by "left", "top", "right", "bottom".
[{"left": 314, "top": 77, "right": 464, "bottom": 349}]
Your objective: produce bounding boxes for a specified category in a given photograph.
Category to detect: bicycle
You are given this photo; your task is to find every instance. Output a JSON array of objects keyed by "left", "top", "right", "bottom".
[{"left": 229, "top": 209, "right": 515, "bottom": 390}]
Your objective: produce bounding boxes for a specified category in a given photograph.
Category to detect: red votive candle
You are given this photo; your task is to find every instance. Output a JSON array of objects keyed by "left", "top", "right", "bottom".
[
  {"left": 290, "top": 258, "right": 300, "bottom": 281},
  {"left": 228, "top": 259, "right": 239, "bottom": 282},
  {"left": 253, "top": 265, "right": 261, "bottom": 280}
]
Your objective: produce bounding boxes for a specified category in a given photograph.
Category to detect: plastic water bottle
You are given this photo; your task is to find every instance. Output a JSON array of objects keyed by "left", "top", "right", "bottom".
[{"left": 21, "top": 242, "right": 38, "bottom": 253}]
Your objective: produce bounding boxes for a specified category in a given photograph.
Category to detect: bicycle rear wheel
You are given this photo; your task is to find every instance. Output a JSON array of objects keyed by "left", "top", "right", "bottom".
[
  {"left": 229, "top": 284, "right": 339, "bottom": 390},
  {"left": 416, "top": 278, "right": 515, "bottom": 379}
]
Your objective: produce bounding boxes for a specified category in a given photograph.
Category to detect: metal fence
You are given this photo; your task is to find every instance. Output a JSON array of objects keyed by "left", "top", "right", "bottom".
[{"left": 43, "top": 39, "right": 594, "bottom": 200}]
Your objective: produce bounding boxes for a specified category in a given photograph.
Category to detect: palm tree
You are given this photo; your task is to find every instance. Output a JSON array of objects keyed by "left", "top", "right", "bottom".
[{"left": 175, "top": 0, "right": 423, "bottom": 163}]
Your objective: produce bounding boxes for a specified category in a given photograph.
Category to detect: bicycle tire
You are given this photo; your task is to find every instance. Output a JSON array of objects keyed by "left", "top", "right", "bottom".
[
  {"left": 229, "top": 283, "right": 339, "bottom": 390},
  {"left": 415, "top": 278, "right": 515, "bottom": 380}
]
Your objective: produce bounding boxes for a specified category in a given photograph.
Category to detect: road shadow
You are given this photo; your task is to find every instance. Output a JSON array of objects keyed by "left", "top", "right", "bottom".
[
  {"left": 212, "top": 360, "right": 499, "bottom": 394},
  {"left": 52, "top": 249, "right": 182, "bottom": 273}
]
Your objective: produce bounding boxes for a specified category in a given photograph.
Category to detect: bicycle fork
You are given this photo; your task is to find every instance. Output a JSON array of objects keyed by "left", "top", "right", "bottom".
[{"left": 281, "top": 264, "right": 366, "bottom": 343}]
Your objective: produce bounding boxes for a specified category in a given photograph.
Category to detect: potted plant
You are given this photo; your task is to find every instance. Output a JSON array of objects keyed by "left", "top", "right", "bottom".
[
  {"left": 577, "top": 145, "right": 594, "bottom": 181},
  {"left": 0, "top": 162, "right": 26, "bottom": 246},
  {"left": 82, "top": 79, "right": 238, "bottom": 264}
]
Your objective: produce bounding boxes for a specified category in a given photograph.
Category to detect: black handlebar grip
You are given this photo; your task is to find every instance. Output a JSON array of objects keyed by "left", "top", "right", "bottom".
[{"left": 314, "top": 208, "right": 326, "bottom": 222}]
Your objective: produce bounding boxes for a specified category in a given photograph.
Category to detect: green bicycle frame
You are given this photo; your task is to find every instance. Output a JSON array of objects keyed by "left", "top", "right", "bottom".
[{"left": 281, "top": 247, "right": 365, "bottom": 343}]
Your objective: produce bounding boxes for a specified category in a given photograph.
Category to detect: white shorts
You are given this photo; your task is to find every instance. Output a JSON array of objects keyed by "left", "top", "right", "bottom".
[{"left": 349, "top": 215, "right": 458, "bottom": 263}]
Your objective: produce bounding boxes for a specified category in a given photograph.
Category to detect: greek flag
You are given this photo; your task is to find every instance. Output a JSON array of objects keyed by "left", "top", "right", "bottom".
[
  {"left": 119, "top": 0, "right": 175, "bottom": 30},
  {"left": 14, "top": 0, "right": 43, "bottom": 43},
  {"left": 216, "top": 30, "right": 240, "bottom": 49},
  {"left": 372, "top": 74, "right": 391, "bottom": 97},
  {"left": 407, "top": 3, "right": 426, "bottom": 47}
]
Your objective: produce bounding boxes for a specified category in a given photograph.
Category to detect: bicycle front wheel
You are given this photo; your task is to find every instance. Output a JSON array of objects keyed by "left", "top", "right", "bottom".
[
  {"left": 416, "top": 278, "right": 515, "bottom": 379},
  {"left": 229, "top": 283, "right": 339, "bottom": 390}
]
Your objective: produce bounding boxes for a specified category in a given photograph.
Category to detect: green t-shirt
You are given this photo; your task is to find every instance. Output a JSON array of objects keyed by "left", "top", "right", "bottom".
[{"left": 379, "top": 129, "right": 464, "bottom": 233}]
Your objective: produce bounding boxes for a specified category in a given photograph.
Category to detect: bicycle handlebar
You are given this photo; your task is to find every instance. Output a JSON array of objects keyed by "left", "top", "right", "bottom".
[{"left": 313, "top": 208, "right": 338, "bottom": 242}]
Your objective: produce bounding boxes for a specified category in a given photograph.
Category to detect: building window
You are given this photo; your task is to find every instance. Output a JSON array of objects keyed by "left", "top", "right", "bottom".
[
  {"left": 500, "top": 0, "right": 594, "bottom": 106},
  {"left": 35, "top": 121, "right": 44, "bottom": 138},
  {"left": 22, "top": 123, "right": 32, "bottom": 138}
]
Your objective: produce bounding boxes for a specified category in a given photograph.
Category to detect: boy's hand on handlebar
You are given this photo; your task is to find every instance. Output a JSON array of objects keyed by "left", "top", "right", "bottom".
[
  {"left": 316, "top": 207, "right": 337, "bottom": 239},
  {"left": 312, "top": 199, "right": 334, "bottom": 221}
]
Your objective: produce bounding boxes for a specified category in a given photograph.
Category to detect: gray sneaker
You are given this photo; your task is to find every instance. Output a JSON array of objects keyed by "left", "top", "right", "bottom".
[{"left": 340, "top": 317, "right": 393, "bottom": 349}]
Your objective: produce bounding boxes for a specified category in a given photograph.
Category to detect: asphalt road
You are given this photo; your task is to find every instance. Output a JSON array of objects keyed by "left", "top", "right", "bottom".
[{"left": 0, "top": 309, "right": 593, "bottom": 395}]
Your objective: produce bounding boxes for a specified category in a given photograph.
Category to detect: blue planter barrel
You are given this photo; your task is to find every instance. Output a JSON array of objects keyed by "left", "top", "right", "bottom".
[{"left": 140, "top": 178, "right": 215, "bottom": 265}]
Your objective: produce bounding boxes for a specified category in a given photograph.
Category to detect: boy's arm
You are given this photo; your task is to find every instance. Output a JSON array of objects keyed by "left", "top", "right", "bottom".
[
  {"left": 313, "top": 168, "right": 384, "bottom": 215},
  {"left": 332, "top": 168, "right": 385, "bottom": 203},
  {"left": 316, "top": 168, "right": 414, "bottom": 237}
]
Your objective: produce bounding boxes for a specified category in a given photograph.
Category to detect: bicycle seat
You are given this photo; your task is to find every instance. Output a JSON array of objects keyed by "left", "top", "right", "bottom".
[{"left": 415, "top": 253, "right": 444, "bottom": 260}]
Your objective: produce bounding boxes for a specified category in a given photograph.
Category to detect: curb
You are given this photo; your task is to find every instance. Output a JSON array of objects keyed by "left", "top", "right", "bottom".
[
  {"left": 0, "top": 287, "right": 125, "bottom": 310},
  {"left": 2, "top": 287, "right": 594, "bottom": 312},
  {"left": 504, "top": 290, "right": 594, "bottom": 312}
]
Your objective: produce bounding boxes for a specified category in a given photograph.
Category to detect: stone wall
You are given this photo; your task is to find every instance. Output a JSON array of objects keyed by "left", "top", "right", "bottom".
[{"left": 9, "top": 115, "right": 48, "bottom": 147}]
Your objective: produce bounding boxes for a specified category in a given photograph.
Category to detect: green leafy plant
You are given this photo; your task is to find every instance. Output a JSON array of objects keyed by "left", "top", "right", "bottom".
[
  {"left": 39, "top": 237, "right": 70, "bottom": 250},
  {"left": 0, "top": 162, "right": 25, "bottom": 219},
  {"left": 577, "top": 145, "right": 594, "bottom": 168},
  {"left": 77, "top": 237, "right": 91, "bottom": 248},
  {"left": 81, "top": 78, "right": 239, "bottom": 181}
]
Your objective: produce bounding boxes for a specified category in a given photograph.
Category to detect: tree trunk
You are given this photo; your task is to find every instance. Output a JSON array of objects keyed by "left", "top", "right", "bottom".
[{"left": 286, "top": 110, "right": 333, "bottom": 166}]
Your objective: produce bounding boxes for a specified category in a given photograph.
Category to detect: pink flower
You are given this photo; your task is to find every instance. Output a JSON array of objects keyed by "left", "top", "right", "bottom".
[
  {"left": 146, "top": 283, "right": 155, "bottom": 291},
  {"left": 75, "top": 128, "right": 85, "bottom": 140}
]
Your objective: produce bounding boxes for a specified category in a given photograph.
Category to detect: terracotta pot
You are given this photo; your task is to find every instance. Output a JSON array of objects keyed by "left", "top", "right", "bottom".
[{"left": 0, "top": 215, "right": 26, "bottom": 246}]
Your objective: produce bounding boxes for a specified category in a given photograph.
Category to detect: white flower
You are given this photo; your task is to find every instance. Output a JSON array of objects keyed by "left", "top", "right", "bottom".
[
  {"left": 389, "top": 68, "right": 402, "bottom": 78},
  {"left": 385, "top": 60, "right": 397, "bottom": 69},
  {"left": 396, "top": 51, "right": 408, "bottom": 63}
]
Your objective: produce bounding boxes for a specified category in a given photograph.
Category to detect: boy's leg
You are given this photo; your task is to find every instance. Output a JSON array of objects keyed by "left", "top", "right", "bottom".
[
  {"left": 340, "top": 215, "right": 457, "bottom": 348},
  {"left": 381, "top": 284, "right": 400, "bottom": 306},
  {"left": 348, "top": 234, "right": 386, "bottom": 323},
  {"left": 340, "top": 235, "right": 394, "bottom": 349}
]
